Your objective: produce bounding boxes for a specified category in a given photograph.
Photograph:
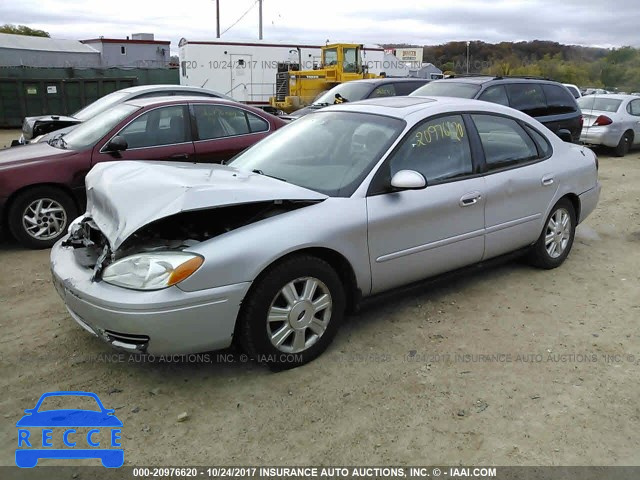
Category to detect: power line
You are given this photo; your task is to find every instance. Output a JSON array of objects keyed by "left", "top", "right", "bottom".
[{"left": 221, "top": 0, "right": 259, "bottom": 36}]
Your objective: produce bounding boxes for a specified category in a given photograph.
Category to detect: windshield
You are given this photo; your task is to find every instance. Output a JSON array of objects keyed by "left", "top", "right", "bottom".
[
  {"left": 228, "top": 111, "right": 405, "bottom": 197},
  {"left": 313, "top": 83, "right": 372, "bottom": 105},
  {"left": 36, "top": 395, "right": 101, "bottom": 412},
  {"left": 323, "top": 48, "right": 338, "bottom": 66},
  {"left": 577, "top": 96, "right": 622, "bottom": 113},
  {"left": 57, "top": 103, "right": 139, "bottom": 150},
  {"left": 410, "top": 81, "right": 482, "bottom": 99},
  {"left": 73, "top": 91, "right": 130, "bottom": 121}
]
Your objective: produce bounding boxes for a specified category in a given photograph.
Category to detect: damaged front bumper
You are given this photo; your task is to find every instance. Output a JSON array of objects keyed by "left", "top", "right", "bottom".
[{"left": 50, "top": 238, "right": 251, "bottom": 355}]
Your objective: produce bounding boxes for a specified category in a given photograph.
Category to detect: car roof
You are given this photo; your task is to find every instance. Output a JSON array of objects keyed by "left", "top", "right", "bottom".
[
  {"left": 124, "top": 95, "right": 250, "bottom": 108},
  {"left": 323, "top": 95, "right": 521, "bottom": 120},
  {"left": 585, "top": 93, "right": 636, "bottom": 100},
  {"left": 433, "top": 76, "right": 565, "bottom": 86},
  {"left": 343, "top": 78, "right": 431, "bottom": 85},
  {"left": 118, "top": 84, "right": 216, "bottom": 94}
]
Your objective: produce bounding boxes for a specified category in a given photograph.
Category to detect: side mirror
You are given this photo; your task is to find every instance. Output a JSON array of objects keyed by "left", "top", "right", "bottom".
[
  {"left": 106, "top": 135, "right": 128, "bottom": 153},
  {"left": 557, "top": 129, "right": 573, "bottom": 143},
  {"left": 390, "top": 170, "right": 427, "bottom": 191}
]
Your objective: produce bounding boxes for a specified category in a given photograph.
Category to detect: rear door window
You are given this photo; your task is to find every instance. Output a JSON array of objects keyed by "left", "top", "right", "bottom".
[
  {"left": 627, "top": 99, "right": 640, "bottom": 116},
  {"left": 193, "top": 104, "right": 269, "bottom": 140},
  {"left": 542, "top": 84, "right": 577, "bottom": 115},
  {"left": 472, "top": 114, "right": 541, "bottom": 171},
  {"left": 478, "top": 85, "right": 510, "bottom": 106},
  {"left": 505, "top": 84, "right": 547, "bottom": 116}
]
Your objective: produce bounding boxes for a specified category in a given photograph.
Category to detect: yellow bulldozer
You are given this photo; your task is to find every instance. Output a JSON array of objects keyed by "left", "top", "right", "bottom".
[{"left": 269, "top": 43, "right": 382, "bottom": 113}]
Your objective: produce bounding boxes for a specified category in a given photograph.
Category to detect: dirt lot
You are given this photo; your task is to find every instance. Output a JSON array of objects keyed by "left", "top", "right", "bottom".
[{"left": 1, "top": 127, "right": 639, "bottom": 467}]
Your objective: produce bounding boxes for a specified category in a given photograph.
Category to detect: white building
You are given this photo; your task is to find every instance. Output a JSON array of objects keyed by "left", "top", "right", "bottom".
[{"left": 178, "top": 38, "right": 387, "bottom": 104}]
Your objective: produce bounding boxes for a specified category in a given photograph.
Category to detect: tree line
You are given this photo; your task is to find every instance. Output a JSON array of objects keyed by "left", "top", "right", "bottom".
[
  {"left": 385, "top": 40, "right": 640, "bottom": 92},
  {"left": 0, "top": 24, "right": 50, "bottom": 37}
]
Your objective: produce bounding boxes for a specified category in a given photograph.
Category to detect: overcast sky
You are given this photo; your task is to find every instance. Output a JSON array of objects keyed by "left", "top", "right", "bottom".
[{"left": 1, "top": 0, "right": 638, "bottom": 51}]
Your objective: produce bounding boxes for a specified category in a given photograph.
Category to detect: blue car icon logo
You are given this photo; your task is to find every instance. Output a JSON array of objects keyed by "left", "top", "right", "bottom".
[{"left": 16, "top": 391, "right": 123, "bottom": 468}]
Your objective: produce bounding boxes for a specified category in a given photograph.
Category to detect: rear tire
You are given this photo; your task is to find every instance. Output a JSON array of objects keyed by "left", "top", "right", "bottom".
[
  {"left": 8, "top": 186, "right": 78, "bottom": 249},
  {"left": 527, "top": 199, "right": 576, "bottom": 269},
  {"left": 614, "top": 131, "right": 632, "bottom": 157},
  {"left": 238, "top": 255, "right": 345, "bottom": 370}
]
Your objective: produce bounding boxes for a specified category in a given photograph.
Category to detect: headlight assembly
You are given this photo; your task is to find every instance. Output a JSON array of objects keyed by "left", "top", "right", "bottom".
[{"left": 102, "top": 252, "right": 203, "bottom": 290}]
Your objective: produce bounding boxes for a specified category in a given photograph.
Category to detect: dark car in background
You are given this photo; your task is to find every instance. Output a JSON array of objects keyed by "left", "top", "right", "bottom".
[
  {"left": 0, "top": 96, "right": 285, "bottom": 249},
  {"left": 410, "top": 76, "right": 583, "bottom": 142},
  {"left": 282, "top": 78, "right": 431, "bottom": 120},
  {"left": 15, "top": 84, "right": 232, "bottom": 146}
]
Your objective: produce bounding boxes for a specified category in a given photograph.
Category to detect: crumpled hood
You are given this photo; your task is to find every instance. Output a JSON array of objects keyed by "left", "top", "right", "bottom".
[
  {"left": 23, "top": 114, "right": 80, "bottom": 139},
  {"left": 84, "top": 161, "right": 327, "bottom": 250}
]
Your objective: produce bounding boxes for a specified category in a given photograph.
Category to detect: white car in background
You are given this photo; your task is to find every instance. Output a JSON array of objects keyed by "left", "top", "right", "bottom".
[
  {"left": 563, "top": 84, "right": 582, "bottom": 99},
  {"left": 579, "top": 94, "right": 640, "bottom": 156},
  {"left": 583, "top": 88, "right": 609, "bottom": 96}
]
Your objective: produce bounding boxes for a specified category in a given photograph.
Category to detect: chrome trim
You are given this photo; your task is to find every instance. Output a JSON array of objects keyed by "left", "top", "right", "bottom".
[
  {"left": 485, "top": 213, "right": 542, "bottom": 234},
  {"left": 377, "top": 212, "right": 542, "bottom": 263},
  {"left": 377, "top": 228, "right": 485, "bottom": 263},
  {"left": 109, "top": 141, "right": 193, "bottom": 153}
]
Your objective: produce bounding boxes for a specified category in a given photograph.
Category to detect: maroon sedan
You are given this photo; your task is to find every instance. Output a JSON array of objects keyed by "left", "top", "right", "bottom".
[{"left": 0, "top": 96, "right": 286, "bottom": 249}]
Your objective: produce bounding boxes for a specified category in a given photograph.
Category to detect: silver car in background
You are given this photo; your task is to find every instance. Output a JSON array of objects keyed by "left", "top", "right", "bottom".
[
  {"left": 50, "top": 97, "right": 600, "bottom": 369},
  {"left": 578, "top": 94, "right": 640, "bottom": 156},
  {"left": 17, "top": 84, "right": 232, "bottom": 145}
]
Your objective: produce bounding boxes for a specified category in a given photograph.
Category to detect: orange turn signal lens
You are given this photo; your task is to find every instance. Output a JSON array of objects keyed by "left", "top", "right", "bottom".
[{"left": 168, "top": 256, "right": 204, "bottom": 286}]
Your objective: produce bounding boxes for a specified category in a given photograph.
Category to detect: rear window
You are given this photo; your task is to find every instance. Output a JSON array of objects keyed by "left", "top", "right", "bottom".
[
  {"left": 542, "top": 84, "right": 577, "bottom": 115},
  {"left": 578, "top": 96, "right": 623, "bottom": 113},
  {"left": 393, "top": 81, "right": 428, "bottom": 95},
  {"left": 409, "top": 81, "right": 482, "bottom": 99}
]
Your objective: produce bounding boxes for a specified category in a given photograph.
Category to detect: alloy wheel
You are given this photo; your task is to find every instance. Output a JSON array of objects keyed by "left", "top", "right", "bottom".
[
  {"left": 22, "top": 198, "right": 67, "bottom": 241},
  {"left": 544, "top": 207, "right": 571, "bottom": 258},
  {"left": 266, "top": 276, "right": 333, "bottom": 354}
]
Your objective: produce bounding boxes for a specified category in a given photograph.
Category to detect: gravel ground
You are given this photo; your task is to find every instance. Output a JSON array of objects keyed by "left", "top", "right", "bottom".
[{"left": 1, "top": 128, "right": 639, "bottom": 467}]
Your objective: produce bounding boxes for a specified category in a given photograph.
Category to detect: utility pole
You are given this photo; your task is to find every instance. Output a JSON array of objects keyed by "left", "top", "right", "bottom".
[
  {"left": 466, "top": 41, "right": 470, "bottom": 73},
  {"left": 215, "top": 0, "right": 221, "bottom": 38},
  {"left": 258, "top": 0, "right": 263, "bottom": 40}
]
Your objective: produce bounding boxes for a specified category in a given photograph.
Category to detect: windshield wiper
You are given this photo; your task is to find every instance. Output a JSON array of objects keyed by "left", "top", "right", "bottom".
[
  {"left": 310, "top": 102, "right": 331, "bottom": 108},
  {"left": 251, "top": 169, "right": 288, "bottom": 182}
]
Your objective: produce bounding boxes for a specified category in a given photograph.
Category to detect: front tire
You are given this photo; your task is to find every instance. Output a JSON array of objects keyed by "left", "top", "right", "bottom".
[
  {"left": 8, "top": 186, "right": 78, "bottom": 249},
  {"left": 527, "top": 199, "right": 576, "bottom": 269},
  {"left": 238, "top": 255, "right": 346, "bottom": 370},
  {"left": 614, "top": 131, "right": 632, "bottom": 157}
]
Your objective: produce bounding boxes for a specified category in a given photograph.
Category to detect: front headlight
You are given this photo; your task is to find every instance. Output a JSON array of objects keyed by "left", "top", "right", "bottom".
[{"left": 102, "top": 252, "right": 204, "bottom": 291}]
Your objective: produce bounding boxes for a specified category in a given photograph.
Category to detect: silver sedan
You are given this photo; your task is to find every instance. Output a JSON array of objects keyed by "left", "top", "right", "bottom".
[
  {"left": 50, "top": 97, "right": 601, "bottom": 369},
  {"left": 578, "top": 94, "right": 640, "bottom": 156}
]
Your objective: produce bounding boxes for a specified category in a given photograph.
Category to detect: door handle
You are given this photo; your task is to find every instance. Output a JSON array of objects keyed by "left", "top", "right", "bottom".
[
  {"left": 170, "top": 153, "right": 190, "bottom": 160},
  {"left": 542, "top": 175, "right": 555, "bottom": 186},
  {"left": 459, "top": 192, "right": 482, "bottom": 207}
]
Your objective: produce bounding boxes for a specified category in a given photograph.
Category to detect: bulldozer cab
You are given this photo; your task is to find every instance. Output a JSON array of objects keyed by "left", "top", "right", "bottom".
[{"left": 321, "top": 44, "right": 363, "bottom": 74}]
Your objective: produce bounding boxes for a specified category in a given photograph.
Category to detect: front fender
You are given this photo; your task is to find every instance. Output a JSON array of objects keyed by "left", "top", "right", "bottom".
[{"left": 177, "top": 198, "right": 371, "bottom": 296}]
